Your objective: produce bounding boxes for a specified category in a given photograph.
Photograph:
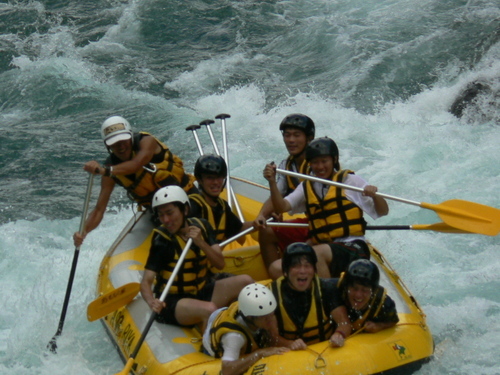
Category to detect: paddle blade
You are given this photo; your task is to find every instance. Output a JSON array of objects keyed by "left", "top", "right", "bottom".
[
  {"left": 412, "top": 222, "right": 473, "bottom": 234},
  {"left": 87, "top": 283, "right": 140, "bottom": 322},
  {"left": 422, "top": 199, "right": 500, "bottom": 236}
]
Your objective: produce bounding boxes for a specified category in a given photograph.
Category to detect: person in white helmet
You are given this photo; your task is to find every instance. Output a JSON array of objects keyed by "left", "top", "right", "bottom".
[
  {"left": 73, "top": 116, "right": 197, "bottom": 246},
  {"left": 141, "top": 186, "right": 253, "bottom": 331},
  {"left": 203, "top": 283, "right": 290, "bottom": 375}
]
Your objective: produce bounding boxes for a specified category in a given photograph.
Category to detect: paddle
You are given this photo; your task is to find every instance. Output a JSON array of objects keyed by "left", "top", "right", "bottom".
[
  {"left": 87, "top": 282, "right": 141, "bottom": 322},
  {"left": 276, "top": 168, "right": 500, "bottom": 236},
  {"left": 47, "top": 173, "right": 94, "bottom": 353},
  {"left": 115, "top": 238, "right": 193, "bottom": 375},
  {"left": 266, "top": 221, "right": 472, "bottom": 233}
]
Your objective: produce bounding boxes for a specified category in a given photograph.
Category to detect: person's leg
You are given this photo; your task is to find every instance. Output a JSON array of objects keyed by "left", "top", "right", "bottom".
[
  {"left": 174, "top": 298, "right": 217, "bottom": 332},
  {"left": 268, "top": 259, "right": 283, "bottom": 279},
  {"left": 258, "top": 227, "right": 282, "bottom": 270},
  {"left": 313, "top": 244, "right": 334, "bottom": 278},
  {"left": 211, "top": 274, "right": 254, "bottom": 308}
]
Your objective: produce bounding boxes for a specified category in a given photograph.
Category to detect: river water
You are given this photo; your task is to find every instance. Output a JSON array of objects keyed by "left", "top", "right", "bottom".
[{"left": 0, "top": 1, "right": 499, "bottom": 374}]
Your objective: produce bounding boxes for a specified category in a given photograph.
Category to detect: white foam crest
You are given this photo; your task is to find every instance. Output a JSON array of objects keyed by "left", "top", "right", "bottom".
[
  {"left": 0, "top": 207, "right": 133, "bottom": 371},
  {"left": 164, "top": 53, "right": 257, "bottom": 97}
]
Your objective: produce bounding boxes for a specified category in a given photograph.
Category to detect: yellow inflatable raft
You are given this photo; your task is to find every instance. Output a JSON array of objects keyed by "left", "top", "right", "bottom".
[{"left": 94, "top": 177, "right": 434, "bottom": 375}]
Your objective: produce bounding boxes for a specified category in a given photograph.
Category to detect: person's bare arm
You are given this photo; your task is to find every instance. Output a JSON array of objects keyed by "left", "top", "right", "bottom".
[
  {"left": 140, "top": 269, "right": 166, "bottom": 313},
  {"left": 73, "top": 176, "right": 115, "bottom": 246}
]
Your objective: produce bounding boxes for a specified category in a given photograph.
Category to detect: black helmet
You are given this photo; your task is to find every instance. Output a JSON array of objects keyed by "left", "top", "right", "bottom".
[
  {"left": 279, "top": 114, "right": 315, "bottom": 138},
  {"left": 194, "top": 154, "right": 228, "bottom": 179},
  {"left": 345, "top": 259, "right": 380, "bottom": 290},
  {"left": 282, "top": 242, "right": 318, "bottom": 275},
  {"left": 305, "top": 137, "right": 339, "bottom": 162}
]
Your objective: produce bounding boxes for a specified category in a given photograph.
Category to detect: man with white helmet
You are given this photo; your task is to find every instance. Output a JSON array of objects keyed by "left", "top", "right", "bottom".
[
  {"left": 141, "top": 186, "right": 253, "bottom": 330},
  {"left": 203, "top": 283, "right": 290, "bottom": 375},
  {"left": 73, "top": 115, "right": 197, "bottom": 246}
]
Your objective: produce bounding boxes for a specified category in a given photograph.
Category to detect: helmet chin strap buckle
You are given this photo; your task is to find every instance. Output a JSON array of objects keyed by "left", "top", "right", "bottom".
[{"left": 142, "top": 163, "right": 157, "bottom": 173}]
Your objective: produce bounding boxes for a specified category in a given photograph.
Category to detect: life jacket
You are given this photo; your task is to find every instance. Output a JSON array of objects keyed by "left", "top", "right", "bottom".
[
  {"left": 271, "top": 276, "right": 333, "bottom": 344},
  {"left": 106, "top": 132, "right": 196, "bottom": 206},
  {"left": 153, "top": 217, "right": 209, "bottom": 295},
  {"left": 283, "top": 156, "right": 311, "bottom": 196},
  {"left": 304, "top": 169, "right": 366, "bottom": 244},
  {"left": 337, "top": 273, "right": 387, "bottom": 332},
  {"left": 189, "top": 194, "right": 227, "bottom": 243},
  {"left": 208, "top": 302, "right": 264, "bottom": 358}
]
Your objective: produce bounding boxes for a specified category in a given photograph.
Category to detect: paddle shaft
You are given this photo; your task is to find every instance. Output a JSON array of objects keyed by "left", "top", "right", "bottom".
[
  {"left": 276, "top": 168, "right": 499, "bottom": 232},
  {"left": 117, "top": 239, "right": 193, "bottom": 375},
  {"left": 276, "top": 168, "right": 420, "bottom": 206},
  {"left": 48, "top": 173, "right": 94, "bottom": 352},
  {"left": 266, "top": 221, "right": 468, "bottom": 233},
  {"left": 215, "top": 114, "right": 245, "bottom": 221}
]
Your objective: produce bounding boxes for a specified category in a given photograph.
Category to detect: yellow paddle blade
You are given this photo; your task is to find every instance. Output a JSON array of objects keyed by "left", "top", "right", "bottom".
[
  {"left": 412, "top": 222, "right": 473, "bottom": 234},
  {"left": 421, "top": 199, "right": 500, "bottom": 236},
  {"left": 87, "top": 282, "right": 140, "bottom": 322}
]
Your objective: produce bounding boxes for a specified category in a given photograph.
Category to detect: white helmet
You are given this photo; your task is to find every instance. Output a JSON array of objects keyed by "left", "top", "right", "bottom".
[
  {"left": 238, "top": 283, "right": 277, "bottom": 317},
  {"left": 101, "top": 116, "right": 132, "bottom": 146},
  {"left": 152, "top": 186, "right": 190, "bottom": 209}
]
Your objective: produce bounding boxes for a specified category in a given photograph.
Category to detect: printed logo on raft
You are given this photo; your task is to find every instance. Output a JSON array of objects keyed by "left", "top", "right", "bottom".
[{"left": 389, "top": 340, "right": 412, "bottom": 361}]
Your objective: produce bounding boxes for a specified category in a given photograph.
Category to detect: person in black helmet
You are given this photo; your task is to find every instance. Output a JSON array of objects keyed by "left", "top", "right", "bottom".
[
  {"left": 189, "top": 154, "right": 253, "bottom": 244},
  {"left": 254, "top": 114, "right": 315, "bottom": 270},
  {"left": 332, "top": 259, "right": 399, "bottom": 333},
  {"left": 263, "top": 136, "right": 389, "bottom": 279},
  {"left": 269, "top": 243, "right": 352, "bottom": 350}
]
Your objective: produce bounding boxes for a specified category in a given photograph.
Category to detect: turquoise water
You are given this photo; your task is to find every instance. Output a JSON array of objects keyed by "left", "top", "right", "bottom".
[{"left": 0, "top": 1, "right": 498, "bottom": 374}]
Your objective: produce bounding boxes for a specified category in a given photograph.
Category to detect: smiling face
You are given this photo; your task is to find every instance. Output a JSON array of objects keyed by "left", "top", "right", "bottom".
[
  {"left": 284, "top": 255, "right": 315, "bottom": 292},
  {"left": 198, "top": 174, "right": 225, "bottom": 200},
  {"left": 346, "top": 282, "right": 373, "bottom": 310},
  {"left": 156, "top": 203, "right": 187, "bottom": 234},
  {"left": 309, "top": 155, "right": 335, "bottom": 179},
  {"left": 109, "top": 139, "right": 133, "bottom": 161},
  {"left": 282, "top": 128, "right": 309, "bottom": 157}
]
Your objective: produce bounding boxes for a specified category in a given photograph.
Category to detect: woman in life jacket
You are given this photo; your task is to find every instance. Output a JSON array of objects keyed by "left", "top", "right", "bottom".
[{"left": 263, "top": 136, "right": 389, "bottom": 280}]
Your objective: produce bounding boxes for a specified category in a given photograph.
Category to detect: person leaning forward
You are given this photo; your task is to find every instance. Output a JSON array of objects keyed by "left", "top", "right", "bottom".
[
  {"left": 73, "top": 116, "right": 197, "bottom": 246},
  {"left": 264, "top": 137, "right": 389, "bottom": 279},
  {"left": 332, "top": 259, "right": 399, "bottom": 334},
  {"left": 202, "top": 283, "right": 290, "bottom": 375},
  {"left": 140, "top": 186, "right": 253, "bottom": 331}
]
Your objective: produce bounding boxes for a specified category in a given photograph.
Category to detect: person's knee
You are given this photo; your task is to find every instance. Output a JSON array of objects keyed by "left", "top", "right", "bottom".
[
  {"left": 268, "top": 259, "right": 283, "bottom": 280},
  {"left": 234, "top": 274, "right": 254, "bottom": 289},
  {"left": 259, "top": 226, "right": 278, "bottom": 244}
]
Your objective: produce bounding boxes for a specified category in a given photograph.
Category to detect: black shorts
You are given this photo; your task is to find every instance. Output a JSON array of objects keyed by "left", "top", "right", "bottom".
[
  {"left": 328, "top": 240, "right": 370, "bottom": 278},
  {"left": 155, "top": 280, "right": 216, "bottom": 326}
]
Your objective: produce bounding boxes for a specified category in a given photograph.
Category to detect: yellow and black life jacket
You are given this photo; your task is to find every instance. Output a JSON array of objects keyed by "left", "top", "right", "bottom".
[
  {"left": 337, "top": 274, "right": 387, "bottom": 332},
  {"left": 106, "top": 132, "right": 196, "bottom": 206},
  {"left": 271, "top": 276, "right": 332, "bottom": 344},
  {"left": 153, "top": 217, "right": 209, "bottom": 295},
  {"left": 283, "top": 156, "right": 311, "bottom": 196},
  {"left": 208, "top": 302, "right": 264, "bottom": 358},
  {"left": 304, "top": 169, "right": 366, "bottom": 244},
  {"left": 189, "top": 194, "right": 227, "bottom": 243}
]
